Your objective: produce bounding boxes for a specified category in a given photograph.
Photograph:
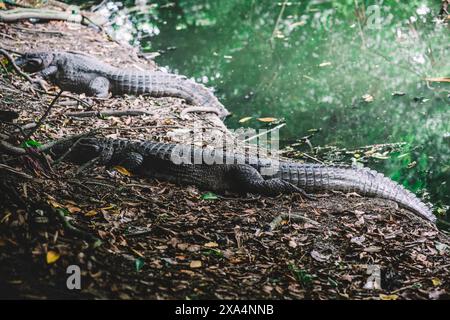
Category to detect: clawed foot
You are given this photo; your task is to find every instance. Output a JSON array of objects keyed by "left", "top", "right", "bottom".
[
  {"left": 293, "top": 187, "right": 316, "bottom": 201},
  {"left": 283, "top": 181, "right": 316, "bottom": 200}
]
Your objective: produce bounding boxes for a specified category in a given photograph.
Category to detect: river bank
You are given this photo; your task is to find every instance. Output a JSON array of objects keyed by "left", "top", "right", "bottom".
[{"left": 0, "top": 1, "right": 449, "bottom": 299}]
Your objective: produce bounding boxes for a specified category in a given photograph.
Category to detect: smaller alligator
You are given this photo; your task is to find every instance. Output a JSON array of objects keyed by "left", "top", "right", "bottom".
[
  {"left": 50, "top": 137, "right": 436, "bottom": 223},
  {"left": 15, "top": 51, "right": 230, "bottom": 119}
]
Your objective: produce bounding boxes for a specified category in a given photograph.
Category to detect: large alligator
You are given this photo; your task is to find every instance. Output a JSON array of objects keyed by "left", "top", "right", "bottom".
[
  {"left": 15, "top": 51, "right": 230, "bottom": 119},
  {"left": 50, "top": 137, "right": 436, "bottom": 223}
]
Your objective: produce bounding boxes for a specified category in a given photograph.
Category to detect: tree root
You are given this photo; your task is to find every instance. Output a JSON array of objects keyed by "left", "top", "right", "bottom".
[
  {"left": 0, "top": 132, "right": 95, "bottom": 155},
  {"left": 67, "top": 109, "right": 154, "bottom": 118}
]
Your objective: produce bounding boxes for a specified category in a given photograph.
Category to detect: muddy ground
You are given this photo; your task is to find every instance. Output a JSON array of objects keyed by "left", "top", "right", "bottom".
[{"left": 0, "top": 3, "right": 449, "bottom": 300}]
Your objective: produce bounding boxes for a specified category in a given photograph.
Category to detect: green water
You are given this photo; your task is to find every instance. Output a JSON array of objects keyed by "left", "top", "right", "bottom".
[{"left": 79, "top": 0, "right": 450, "bottom": 220}]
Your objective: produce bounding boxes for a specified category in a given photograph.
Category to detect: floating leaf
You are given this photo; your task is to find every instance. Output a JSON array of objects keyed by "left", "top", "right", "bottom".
[
  {"left": 379, "top": 294, "right": 399, "bottom": 300},
  {"left": 46, "top": 250, "right": 60, "bottom": 264},
  {"left": 362, "top": 94, "right": 374, "bottom": 102},
  {"left": 201, "top": 192, "right": 218, "bottom": 200},
  {"left": 238, "top": 116, "right": 253, "bottom": 123},
  {"left": 135, "top": 258, "right": 144, "bottom": 272},
  {"left": 319, "top": 62, "right": 332, "bottom": 67},
  {"left": 190, "top": 260, "right": 202, "bottom": 268},
  {"left": 114, "top": 166, "right": 132, "bottom": 176},
  {"left": 257, "top": 117, "right": 278, "bottom": 123}
]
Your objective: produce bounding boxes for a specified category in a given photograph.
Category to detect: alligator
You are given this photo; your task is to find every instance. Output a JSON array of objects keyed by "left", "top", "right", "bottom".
[
  {"left": 15, "top": 51, "right": 230, "bottom": 119},
  {"left": 50, "top": 137, "right": 436, "bottom": 223}
]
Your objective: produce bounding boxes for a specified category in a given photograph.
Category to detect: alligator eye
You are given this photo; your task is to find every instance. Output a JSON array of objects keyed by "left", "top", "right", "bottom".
[{"left": 29, "top": 58, "right": 43, "bottom": 67}]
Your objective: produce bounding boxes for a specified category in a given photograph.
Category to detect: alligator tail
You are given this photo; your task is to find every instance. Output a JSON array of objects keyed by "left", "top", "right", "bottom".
[
  {"left": 278, "top": 163, "right": 436, "bottom": 222},
  {"left": 110, "top": 71, "right": 229, "bottom": 118}
]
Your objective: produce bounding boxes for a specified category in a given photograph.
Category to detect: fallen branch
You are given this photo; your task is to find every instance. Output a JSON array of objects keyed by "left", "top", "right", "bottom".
[
  {"left": 0, "top": 8, "right": 82, "bottom": 23},
  {"left": 440, "top": 0, "right": 449, "bottom": 16},
  {"left": 67, "top": 109, "right": 154, "bottom": 118},
  {"left": 0, "top": 47, "right": 45, "bottom": 89},
  {"left": 0, "top": 163, "right": 36, "bottom": 180},
  {"left": 0, "top": 132, "right": 95, "bottom": 155},
  {"left": 23, "top": 90, "right": 63, "bottom": 142},
  {"left": 55, "top": 208, "right": 102, "bottom": 245}
]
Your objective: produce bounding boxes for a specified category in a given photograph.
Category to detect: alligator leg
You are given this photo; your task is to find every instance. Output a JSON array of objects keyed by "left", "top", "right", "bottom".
[
  {"left": 113, "top": 151, "right": 144, "bottom": 172},
  {"left": 231, "top": 165, "right": 315, "bottom": 199},
  {"left": 39, "top": 65, "right": 58, "bottom": 78},
  {"left": 88, "top": 76, "right": 110, "bottom": 98}
]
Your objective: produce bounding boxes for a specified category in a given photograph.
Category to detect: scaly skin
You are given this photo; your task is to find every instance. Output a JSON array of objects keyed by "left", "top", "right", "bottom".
[
  {"left": 15, "top": 51, "right": 230, "bottom": 119},
  {"left": 51, "top": 138, "right": 436, "bottom": 223}
]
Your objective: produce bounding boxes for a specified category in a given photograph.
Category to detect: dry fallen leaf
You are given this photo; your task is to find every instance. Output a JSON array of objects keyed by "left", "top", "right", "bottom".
[
  {"left": 431, "top": 278, "right": 442, "bottom": 286},
  {"left": 190, "top": 260, "right": 202, "bottom": 268},
  {"left": 363, "top": 246, "right": 382, "bottom": 253},
  {"left": 204, "top": 241, "right": 219, "bottom": 248},
  {"left": 379, "top": 294, "right": 399, "bottom": 300},
  {"left": 310, "top": 250, "right": 330, "bottom": 262},
  {"left": 46, "top": 250, "right": 60, "bottom": 264},
  {"left": 66, "top": 204, "right": 81, "bottom": 214},
  {"left": 114, "top": 165, "right": 132, "bottom": 176},
  {"left": 48, "top": 199, "right": 63, "bottom": 208},
  {"left": 85, "top": 210, "right": 98, "bottom": 217}
]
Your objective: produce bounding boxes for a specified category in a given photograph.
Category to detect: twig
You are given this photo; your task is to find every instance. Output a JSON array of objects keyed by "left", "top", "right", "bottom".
[
  {"left": 270, "top": 0, "right": 287, "bottom": 45},
  {"left": 0, "top": 120, "right": 27, "bottom": 138},
  {"left": 23, "top": 90, "right": 63, "bottom": 142},
  {"left": 269, "top": 212, "right": 319, "bottom": 231},
  {"left": 53, "top": 132, "right": 94, "bottom": 165},
  {"left": 0, "top": 48, "right": 37, "bottom": 86},
  {"left": 0, "top": 132, "right": 94, "bottom": 155},
  {"left": 76, "top": 156, "right": 100, "bottom": 175},
  {"left": 10, "top": 25, "right": 65, "bottom": 35},
  {"left": 179, "top": 106, "right": 220, "bottom": 119},
  {"left": 0, "top": 8, "right": 83, "bottom": 23},
  {"left": 299, "top": 152, "right": 325, "bottom": 164},
  {"left": 67, "top": 109, "right": 154, "bottom": 118},
  {"left": 55, "top": 208, "right": 102, "bottom": 245},
  {"left": 242, "top": 123, "right": 286, "bottom": 142},
  {"left": 38, "top": 90, "right": 93, "bottom": 109},
  {"left": 0, "top": 163, "right": 35, "bottom": 180}
]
